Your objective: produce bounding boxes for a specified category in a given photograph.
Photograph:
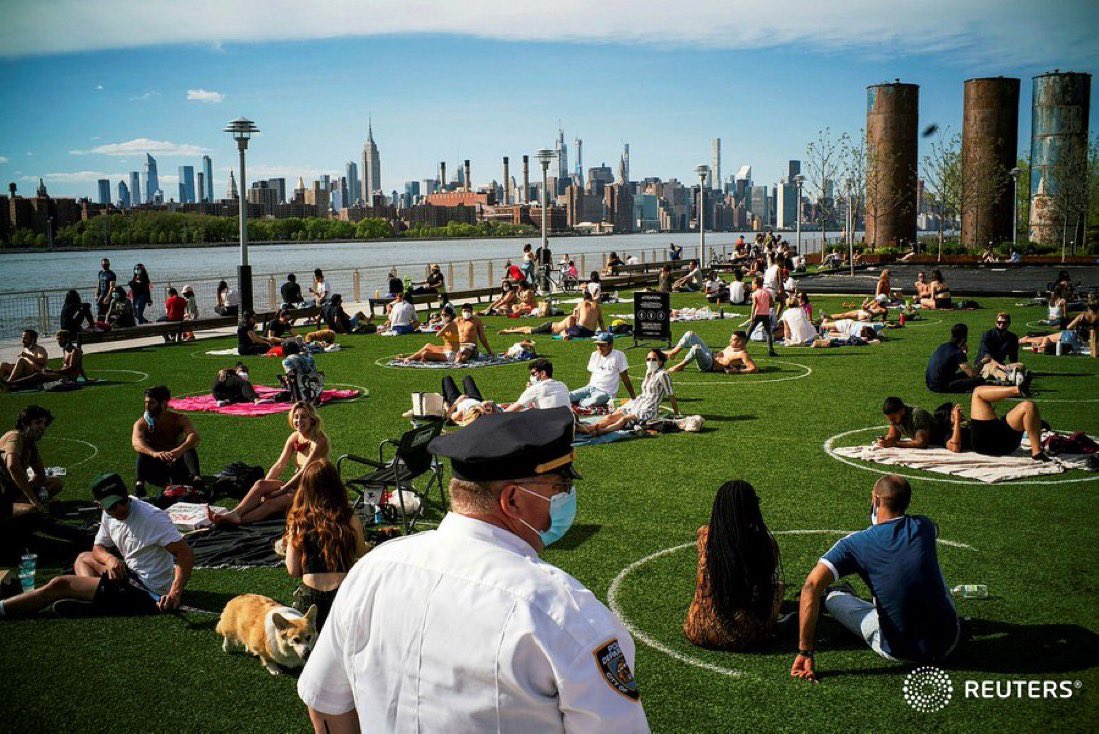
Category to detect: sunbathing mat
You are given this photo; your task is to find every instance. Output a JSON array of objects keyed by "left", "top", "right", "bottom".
[
  {"left": 572, "top": 429, "right": 636, "bottom": 446},
  {"left": 169, "top": 385, "right": 362, "bottom": 416},
  {"left": 382, "top": 354, "right": 533, "bottom": 369},
  {"left": 187, "top": 518, "right": 285, "bottom": 569},
  {"left": 833, "top": 438, "right": 1091, "bottom": 483}
]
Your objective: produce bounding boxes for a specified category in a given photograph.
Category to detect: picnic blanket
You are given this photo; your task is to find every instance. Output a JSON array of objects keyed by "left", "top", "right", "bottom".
[
  {"left": 169, "top": 385, "right": 362, "bottom": 415},
  {"left": 572, "top": 429, "right": 636, "bottom": 446},
  {"left": 187, "top": 518, "right": 285, "bottom": 569},
  {"left": 384, "top": 354, "right": 533, "bottom": 369},
  {"left": 617, "top": 307, "right": 741, "bottom": 322},
  {"left": 833, "top": 436, "right": 1091, "bottom": 483}
]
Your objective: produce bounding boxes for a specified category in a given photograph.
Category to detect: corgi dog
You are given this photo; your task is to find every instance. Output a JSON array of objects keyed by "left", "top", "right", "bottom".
[{"left": 217, "top": 594, "right": 317, "bottom": 675}]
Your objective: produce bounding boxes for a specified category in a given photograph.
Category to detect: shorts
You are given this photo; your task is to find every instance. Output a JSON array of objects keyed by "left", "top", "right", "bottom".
[
  {"left": 93, "top": 574, "right": 161, "bottom": 616},
  {"left": 970, "top": 418, "right": 1024, "bottom": 456},
  {"left": 458, "top": 343, "right": 478, "bottom": 359},
  {"left": 390, "top": 324, "right": 416, "bottom": 335},
  {"left": 293, "top": 583, "right": 339, "bottom": 631},
  {"left": 566, "top": 325, "right": 595, "bottom": 339}
]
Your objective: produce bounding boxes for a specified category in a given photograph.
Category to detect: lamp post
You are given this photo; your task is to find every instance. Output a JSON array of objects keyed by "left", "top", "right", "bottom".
[
  {"left": 793, "top": 173, "right": 805, "bottom": 257},
  {"left": 695, "top": 165, "right": 709, "bottom": 265},
  {"left": 844, "top": 178, "right": 855, "bottom": 276},
  {"left": 224, "top": 117, "right": 259, "bottom": 314},
  {"left": 1009, "top": 166, "right": 1022, "bottom": 249},
  {"left": 536, "top": 149, "right": 554, "bottom": 257},
  {"left": 47, "top": 217, "right": 53, "bottom": 249}
]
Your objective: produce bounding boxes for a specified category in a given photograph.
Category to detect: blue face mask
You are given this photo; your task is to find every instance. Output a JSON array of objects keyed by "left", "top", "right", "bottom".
[
  {"left": 516, "top": 485, "right": 577, "bottom": 547},
  {"left": 143, "top": 409, "right": 156, "bottom": 430}
]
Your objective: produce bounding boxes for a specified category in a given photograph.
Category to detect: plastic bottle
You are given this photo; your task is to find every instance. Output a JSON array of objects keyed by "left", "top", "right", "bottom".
[
  {"left": 374, "top": 505, "right": 385, "bottom": 526},
  {"left": 1055, "top": 340, "right": 1063, "bottom": 356},
  {"left": 951, "top": 584, "right": 988, "bottom": 599},
  {"left": 899, "top": 313, "right": 906, "bottom": 327}
]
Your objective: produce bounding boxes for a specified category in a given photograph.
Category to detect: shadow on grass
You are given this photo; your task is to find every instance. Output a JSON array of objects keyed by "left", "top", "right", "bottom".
[
  {"left": 699, "top": 414, "right": 757, "bottom": 423},
  {"left": 552, "top": 523, "right": 601, "bottom": 551}
]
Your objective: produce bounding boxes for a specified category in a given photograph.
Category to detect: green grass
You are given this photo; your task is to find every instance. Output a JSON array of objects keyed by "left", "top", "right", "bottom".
[{"left": 1, "top": 293, "right": 1097, "bottom": 733}]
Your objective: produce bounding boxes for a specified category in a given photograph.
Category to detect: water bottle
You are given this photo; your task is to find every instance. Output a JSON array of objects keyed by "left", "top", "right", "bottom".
[
  {"left": 951, "top": 584, "right": 988, "bottom": 599},
  {"left": 374, "top": 505, "right": 385, "bottom": 526},
  {"left": 1055, "top": 340, "right": 1063, "bottom": 356}
]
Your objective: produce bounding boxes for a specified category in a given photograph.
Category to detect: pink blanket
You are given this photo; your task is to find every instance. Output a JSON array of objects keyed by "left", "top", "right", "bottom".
[{"left": 170, "top": 385, "right": 361, "bottom": 416}]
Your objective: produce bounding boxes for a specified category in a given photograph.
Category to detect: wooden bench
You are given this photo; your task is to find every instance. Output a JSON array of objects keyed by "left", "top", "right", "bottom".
[
  {"left": 78, "top": 306, "right": 320, "bottom": 346},
  {"left": 368, "top": 288, "right": 505, "bottom": 319}
]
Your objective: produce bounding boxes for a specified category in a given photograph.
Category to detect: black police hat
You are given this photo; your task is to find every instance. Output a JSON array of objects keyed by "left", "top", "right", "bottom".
[{"left": 428, "top": 407, "right": 580, "bottom": 482}]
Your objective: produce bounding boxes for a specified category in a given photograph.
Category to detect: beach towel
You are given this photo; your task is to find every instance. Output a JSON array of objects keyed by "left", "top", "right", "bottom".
[
  {"left": 169, "top": 385, "right": 362, "bottom": 415},
  {"left": 572, "top": 429, "right": 637, "bottom": 446},
  {"left": 187, "top": 518, "right": 285, "bottom": 569},
  {"left": 205, "top": 347, "right": 243, "bottom": 356},
  {"left": 833, "top": 436, "right": 1091, "bottom": 483},
  {"left": 383, "top": 353, "right": 533, "bottom": 369}
]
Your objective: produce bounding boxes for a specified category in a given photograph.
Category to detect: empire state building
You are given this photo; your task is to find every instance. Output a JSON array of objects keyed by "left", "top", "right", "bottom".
[{"left": 362, "top": 121, "right": 381, "bottom": 202}]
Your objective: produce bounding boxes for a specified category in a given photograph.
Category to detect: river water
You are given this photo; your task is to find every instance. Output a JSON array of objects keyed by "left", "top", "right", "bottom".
[{"left": 1, "top": 230, "right": 837, "bottom": 295}]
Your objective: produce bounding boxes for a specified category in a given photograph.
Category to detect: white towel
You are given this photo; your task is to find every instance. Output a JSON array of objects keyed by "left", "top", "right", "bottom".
[{"left": 833, "top": 440, "right": 1090, "bottom": 483}]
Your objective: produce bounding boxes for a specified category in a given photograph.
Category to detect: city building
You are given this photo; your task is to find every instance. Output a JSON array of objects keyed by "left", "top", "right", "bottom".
[
  {"left": 177, "top": 166, "right": 196, "bottom": 204},
  {"left": 564, "top": 184, "right": 603, "bottom": 227},
  {"left": 202, "top": 155, "right": 214, "bottom": 202},
  {"left": 227, "top": 170, "right": 238, "bottom": 200},
  {"left": 775, "top": 180, "right": 798, "bottom": 228},
  {"left": 129, "top": 172, "right": 141, "bottom": 208},
  {"left": 711, "top": 139, "right": 721, "bottom": 190},
  {"left": 144, "top": 153, "right": 159, "bottom": 204},
  {"left": 634, "top": 193, "right": 660, "bottom": 231},
  {"left": 247, "top": 181, "right": 279, "bottom": 212},
  {"left": 304, "top": 180, "right": 331, "bottom": 216},
  {"left": 787, "top": 160, "right": 801, "bottom": 180},
  {"left": 588, "top": 164, "right": 614, "bottom": 198},
  {"left": 96, "top": 179, "right": 111, "bottom": 206},
  {"left": 117, "top": 180, "right": 131, "bottom": 209},
  {"left": 750, "top": 185, "right": 770, "bottom": 224},
  {"left": 346, "top": 161, "right": 360, "bottom": 204},
  {"left": 604, "top": 182, "right": 634, "bottom": 234},
  {"left": 362, "top": 121, "right": 381, "bottom": 197}
]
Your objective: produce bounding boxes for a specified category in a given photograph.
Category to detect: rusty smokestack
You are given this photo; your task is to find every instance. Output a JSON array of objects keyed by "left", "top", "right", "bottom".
[
  {"left": 502, "top": 157, "right": 510, "bottom": 205},
  {"left": 439, "top": 161, "right": 446, "bottom": 192},
  {"left": 865, "top": 81, "right": 919, "bottom": 248},
  {"left": 522, "top": 155, "right": 530, "bottom": 204},
  {"left": 464, "top": 159, "right": 471, "bottom": 193},
  {"left": 961, "top": 77, "right": 1020, "bottom": 248}
]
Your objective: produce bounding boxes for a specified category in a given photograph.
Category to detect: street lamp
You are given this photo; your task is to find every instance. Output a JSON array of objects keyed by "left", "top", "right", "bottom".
[
  {"left": 844, "top": 178, "right": 855, "bottom": 275},
  {"left": 224, "top": 117, "right": 260, "bottom": 314},
  {"left": 1009, "top": 166, "right": 1022, "bottom": 249},
  {"left": 536, "top": 149, "right": 554, "bottom": 262},
  {"left": 47, "top": 217, "right": 53, "bottom": 249},
  {"left": 695, "top": 165, "right": 709, "bottom": 265},
  {"left": 793, "top": 173, "right": 805, "bottom": 257}
]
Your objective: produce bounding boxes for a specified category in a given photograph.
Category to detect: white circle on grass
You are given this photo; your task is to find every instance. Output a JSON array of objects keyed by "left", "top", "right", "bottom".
[
  {"left": 607, "top": 530, "right": 975, "bottom": 679},
  {"left": 92, "top": 368, "right": 149, "bottom": 385},
  {"left": 824, "top": 426, "right": 1099, "bottom": 486},
  {"left": 640, "top": 358, "right": 811, "bottom": 386},
  {"left": 326, "top": 383, "right": 370, "bottom": 403},
  {"left": 40, "top": 437, "right": 99, "bottom": 467}
]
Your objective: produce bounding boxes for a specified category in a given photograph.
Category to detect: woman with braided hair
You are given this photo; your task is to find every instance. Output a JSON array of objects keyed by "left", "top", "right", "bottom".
[{"left": 684, "top": 480, "right": 784, "bottom": 650}]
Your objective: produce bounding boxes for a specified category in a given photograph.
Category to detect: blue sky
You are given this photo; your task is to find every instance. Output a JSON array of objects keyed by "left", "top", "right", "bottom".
[{"left": 1, "top": 0, "right": 1096, "bottom": 200}]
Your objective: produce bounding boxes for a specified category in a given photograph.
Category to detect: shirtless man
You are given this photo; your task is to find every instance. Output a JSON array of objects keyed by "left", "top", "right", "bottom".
[
  {"left": 914, "top": 271, "right": 933, "bottom": 302},
  {"left": 480, "top": 281, "right": 518, "bottom": 316},
  {"left": 1, "top": 405, "right": 64, "bottom": 519},
  {"left": 818, "top": 318, "right": 882, "bottom": 343},
  {"left": 823, "top": 297, "right": 889, "bottom": 323},
  {"left": 403, "top": 305, "right": 494, "bottom": 364},
  {"left": 0, "top": 330, "right": 50, "bottom": 390},
  {"left": 131, "top": 385, "right": 202, "bottom": 497},
  {"left": 499, "top": 290, "right": 604, "bottom": 339},
  {"left": 667, "top": 330, "right": 758, "bottom": 374},
  {"left": 3, "top": 331, "right": 88, "bottom": 390}
]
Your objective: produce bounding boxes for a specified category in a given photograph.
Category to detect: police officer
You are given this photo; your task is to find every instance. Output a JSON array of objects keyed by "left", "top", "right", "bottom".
[{"left": 298, "top": 407, "right": 649, "bottom": 733}]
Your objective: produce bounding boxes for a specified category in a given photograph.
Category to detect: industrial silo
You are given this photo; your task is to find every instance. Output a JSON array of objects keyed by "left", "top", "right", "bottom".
[
  {"left": 1028, "top": 71, "right": 1092, "bottom": 246},
  {"left": 865, "top": 81, "right": 919, "bottom": 248},
  {"left": 961, "top": 77, "right": 1020, "bottom": 248}
]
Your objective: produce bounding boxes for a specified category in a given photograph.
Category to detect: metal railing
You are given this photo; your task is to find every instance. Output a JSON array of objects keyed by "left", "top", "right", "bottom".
[{"left": 0, "top": 243, "right": 726, "bottom": 340}]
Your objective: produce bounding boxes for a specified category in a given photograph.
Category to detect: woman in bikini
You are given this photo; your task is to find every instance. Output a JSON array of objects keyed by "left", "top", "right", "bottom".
[
  {"left": 210, "top": 402, "right": 330, "bottom": 525},
  {"left": 920, "top": 269, "right": 953, "bottom": 310},
  {"left": 400, "top": 308, "right": 462, "bottom": 363}
]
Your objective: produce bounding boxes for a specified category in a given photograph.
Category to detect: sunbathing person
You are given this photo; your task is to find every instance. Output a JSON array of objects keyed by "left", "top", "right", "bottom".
[
  {"left": 1020, "top": 301, "right": 1098, "bottom": 355},
  {"left": 210, "top": 402, "right": 331, "bottom": 525},
  {"left": 480, "top": 281, "right": 518, "bottom": 316},
  {"left": 440, "top": 374, "right": 499, "bottom": 425},
  {"left": 510, "top": 282, "right": 538, "bottom": 316},
  {"left": 874, "top": 269, "right": 895, "bottom": 304},
  {"left": 575, "top": 349, "right": 678, "bottom": 435},
  {"left": 498, "top": 290, "right": 603, "bottom": 339},
  {"left": 211, "top": 362, "right": 263, "bottom": 405},
  {"left": 920, "top": 269, "right": 953, "bottom": 309},
  {"left": 3, "top": 330, "right": 88, "bottom": 390},
  {"left": 823, "top": 297, "right": 888, "bottom": 323},
  {"left": 400, "top": 307, "right": 462, "bottom": 363},
  {"left": 684, "top": 480, "right": 784, "bottom": 651},
  {"left": 945, "top": 383, "right": 1046, "bottom": 460},
  {"left": 667, "top": 330, "right": 758, "bottom": 374},
  {"left": 817, "top": 318, "right": 881, "bottom": 343},
  {"left": 0, "top": 330, "right": 49, "bottom": 388}
]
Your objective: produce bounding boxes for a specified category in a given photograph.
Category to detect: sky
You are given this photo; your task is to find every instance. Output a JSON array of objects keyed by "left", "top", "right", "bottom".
[{"left": 0, "top": 0, "right": 1096, "bottom": 201}]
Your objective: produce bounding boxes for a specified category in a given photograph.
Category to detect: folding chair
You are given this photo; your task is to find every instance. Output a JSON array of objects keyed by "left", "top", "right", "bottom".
[{"left": 336, "top": 419, "right": 446, "bottom": 533}]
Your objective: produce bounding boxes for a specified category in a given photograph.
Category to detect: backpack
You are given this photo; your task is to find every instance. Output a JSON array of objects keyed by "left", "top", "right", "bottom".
[
  {"left": 213, "top": 462, "right": 264, "bottom": 499},
  {"left": 281, "top": 368, "right": 324, "bottom": 404},
  {"left": 152, "top": 484, "right": 210, "bottom": 509}
]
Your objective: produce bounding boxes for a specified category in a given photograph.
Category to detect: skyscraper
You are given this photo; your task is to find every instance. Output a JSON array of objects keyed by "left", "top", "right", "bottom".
[
  {"left": 143, "top": 153, "right": 159, "bottom": 204},
  {"left": 362, "top": 121, "right": 381, "bottom": 198},
  {"left": 202, "top": 155, "right": 214, "bottom": 202},
  {"left": 346, "top": 161, "right": 360, "bottom": 204},
  {"left": 178, "top": 165, "right": 196, "bottom": 203},
  {"left": 129, "top": 171, "right": 141, "bottom": 207},
  {"left": 621, "top": 144, "right": 630, "bottom": 184},
  {"left": 750, "top": 185, "right": 770, "bottom": 224},
  {"left": 227, "top": 170, "right": 238, "bottom": 200},
  {"left": 117, "top": 180, "right": 130, "bottom": 209},
  {"left": 97, "top": 178, "right": 111, "bottom": 205},
  {"left": 196, "top": 172, "right": 205, "bottom": 202},
  {"left": 574, "top": 138, "right": 583, "bottom": 188},
  {"left": 787, "top": 160, "right": 801, "bottom": 180},
  {"left": 711, "top": 139, "right": 721, "bottom": 190},
  {"left": 555, "top": 126, "right": 568, "bottom": 195},
  {"left": 775, "top": 180, "right": 798, "bottom": 228}
]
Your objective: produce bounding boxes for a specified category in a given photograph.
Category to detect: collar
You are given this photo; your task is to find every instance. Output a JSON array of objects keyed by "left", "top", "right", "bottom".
[{"left": 438, "top": 513, "right": 537, "bottom": 558}]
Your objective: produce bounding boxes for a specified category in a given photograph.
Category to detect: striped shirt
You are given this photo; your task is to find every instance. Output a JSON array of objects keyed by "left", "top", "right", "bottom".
[{"left": 626, "top": 369, "right": 674, "bottom": 422}]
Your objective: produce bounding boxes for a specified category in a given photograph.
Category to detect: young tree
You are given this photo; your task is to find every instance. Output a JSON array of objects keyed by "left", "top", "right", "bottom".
[
  {"left": 1044, "top": 136, "right": 1090, "bottom": 259},
  {"left": 804, "top": 127, "right": 845, "bottom": 257},
  {"left": 839, "top": 131, "right": 867, "bottom": 273},
  {"left": 921, "top": 130, "right": 961, "bottom": 261},
  {"left": 959, "top": 134, "right": 1009, "bottom": 250}
]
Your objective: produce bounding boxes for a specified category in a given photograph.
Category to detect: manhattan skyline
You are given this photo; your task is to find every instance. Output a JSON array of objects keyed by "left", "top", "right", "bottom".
[{"left": 0, "top": 1, "right": 1096, "bottom": 200}]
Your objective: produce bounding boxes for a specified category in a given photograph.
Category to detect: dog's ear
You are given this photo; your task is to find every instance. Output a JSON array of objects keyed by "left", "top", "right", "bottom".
[
  {"left": 304, "top": 605, "right": 318, "bottom": 626},
  {"left": 271, "top": 612, "right": 294, "bottom": 631}
]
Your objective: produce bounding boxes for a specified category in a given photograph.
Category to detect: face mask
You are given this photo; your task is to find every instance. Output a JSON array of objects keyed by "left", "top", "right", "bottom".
[
  {"left": 462, "top": 311, "right": 473, "bottom": 320},
  {"left": 143, "top": 409, "right": 156, "bottom": 430},
  {"left": 645, "top": 359, "right": 659, "bottom": 373},
  {"left": 515, "top": 485, "right": 577, "bottom": 547},
  {"left": 870, "top": 499, "right": 879, "bottom": 526},
  {"left": 528, "top": 374, "right": 539, "bottom": 385}
]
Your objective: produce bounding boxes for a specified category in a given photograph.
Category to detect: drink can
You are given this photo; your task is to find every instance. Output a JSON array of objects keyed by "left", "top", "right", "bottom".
[{"left": 899, "top": 313, "right": 906, "bottom": 327}]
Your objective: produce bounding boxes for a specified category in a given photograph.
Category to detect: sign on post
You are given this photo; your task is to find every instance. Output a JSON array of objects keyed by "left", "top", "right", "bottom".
[{"left": 633, "top": 291, "right": 670, "bottom": 348}]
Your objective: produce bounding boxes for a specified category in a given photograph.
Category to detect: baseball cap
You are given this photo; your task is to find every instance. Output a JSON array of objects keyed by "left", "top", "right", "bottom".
[
  {"left": 594, "top": 332, "right": 614, "bottom": 344},
  {"left": 90, "top": 472, "right": 129, "bottom": 509}
]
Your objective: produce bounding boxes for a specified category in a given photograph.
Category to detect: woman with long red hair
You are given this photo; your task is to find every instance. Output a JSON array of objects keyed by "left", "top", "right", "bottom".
[{"left": 282, "top": 459, "right": 366, "bottom": 629}]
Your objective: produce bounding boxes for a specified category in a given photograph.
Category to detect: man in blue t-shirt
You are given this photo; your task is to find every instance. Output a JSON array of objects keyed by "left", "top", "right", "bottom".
[
  {"left": 926, "top": 323, "right": 984, "bottom": 393},
  {"left": 791, "top": 475, "right": 959, "bottom": 682}
]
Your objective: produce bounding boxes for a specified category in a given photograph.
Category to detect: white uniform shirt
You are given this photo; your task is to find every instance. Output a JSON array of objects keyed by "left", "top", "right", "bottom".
[
  {"left": 586, "top": 349, "right": 629, "bottom": 396},
  {"left": 389, "top": 300, "right": 416, "bottom": 327},
  {"left": 514, "top": 378, "right": 571, "bottom": 410},
  {"left": 298, "top": 514, "right": 649, "bottom": 733},
  {"left": 94, "top": 497, "right": 183, "bottom": 595}
]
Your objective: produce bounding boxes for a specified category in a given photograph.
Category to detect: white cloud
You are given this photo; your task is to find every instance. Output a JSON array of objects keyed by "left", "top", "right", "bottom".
[
  {"left": 129, "top": 90, "right": 160, "bottom": 101},
  {"left": 186, "top": 88, "right": 224, "bottom": 103},
  {"left": 70, "top": 137, "right": 208, "bottom": 157},
  {"left": 22, "top": 171, "right": 122, "bottom": 184},
  {"left": 0, "top": 156, "right": 8, "bottom": 165},
  {"left": 95, "top": 83, "right": 104, "bottom": 90},
  {"left": 0, "top": 1, "right": 1095, "bottom": 67}
]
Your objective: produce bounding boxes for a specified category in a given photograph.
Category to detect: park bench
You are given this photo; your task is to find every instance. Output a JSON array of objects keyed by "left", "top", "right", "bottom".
[{"left": 77, "top": 306, "right": 321, "bottom": 346}]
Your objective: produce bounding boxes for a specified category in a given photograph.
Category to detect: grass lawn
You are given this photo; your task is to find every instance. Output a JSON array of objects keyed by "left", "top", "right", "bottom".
[{"left": 1, "top": 291, "right": 1097, "bottom": 733}]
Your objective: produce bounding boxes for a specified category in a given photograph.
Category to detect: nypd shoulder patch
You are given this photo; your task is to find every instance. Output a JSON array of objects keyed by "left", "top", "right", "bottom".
[{"left": 593, "top": 639, "right": 640, "bottom": 700}]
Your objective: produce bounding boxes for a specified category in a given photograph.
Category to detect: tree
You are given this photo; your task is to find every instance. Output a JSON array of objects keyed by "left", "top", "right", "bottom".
[
  {"left": 1044, "top": 136, "right": 1090, "bottom": 259},
  {"left": 840, "top": 131, "right": 867, "bottom": 266},
  {"left": 921, "top": 130, "right": 961, "bottom": 261},
  {"left": 804, "top": 127, "right": 845, "bottom": 256},
  {"left": 1013, "top": 154, "right": 1030, "bottom": 246}
]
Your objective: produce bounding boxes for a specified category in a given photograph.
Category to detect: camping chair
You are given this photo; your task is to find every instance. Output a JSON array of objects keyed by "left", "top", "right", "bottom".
[{"left": 336, "top": 419, "right": 446, "bottom": 533}]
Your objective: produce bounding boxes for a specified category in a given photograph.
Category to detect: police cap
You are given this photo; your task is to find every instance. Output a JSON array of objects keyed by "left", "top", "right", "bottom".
[{"left": 428, "top": 407, "right": 580, "bottom": 482}]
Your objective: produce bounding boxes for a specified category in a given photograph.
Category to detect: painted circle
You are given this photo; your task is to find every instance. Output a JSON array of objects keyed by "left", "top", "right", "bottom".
[
  {"left": 824, "top": 426, "right": 1099, "bottom": 486},
  {"left": 634, "top": 358, "right": 811, "bottom": 386},
  {"left": 375, "top": 355, "right": 530, "bottom": 369},
  {"left": 325, "top": 382, "right": 370, "bottom": 403},
  {"left": 92, "top": 368, "right": 149, "bottom": 384},
  {"left": 607, "top": 530, "right": 974, "bottom": 679},
  {"left": 39, "top": 437, "right": 99, "bottom": 467}
]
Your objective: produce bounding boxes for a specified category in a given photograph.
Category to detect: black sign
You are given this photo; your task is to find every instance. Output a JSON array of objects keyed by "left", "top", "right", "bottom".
[{"left": 634, "top": 291, "right": 670, "bottom": 345}]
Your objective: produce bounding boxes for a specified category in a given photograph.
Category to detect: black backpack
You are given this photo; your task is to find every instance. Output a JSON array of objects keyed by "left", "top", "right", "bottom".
[{"left": 213, "top": 462, "right": 264, "bottom": 499}]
